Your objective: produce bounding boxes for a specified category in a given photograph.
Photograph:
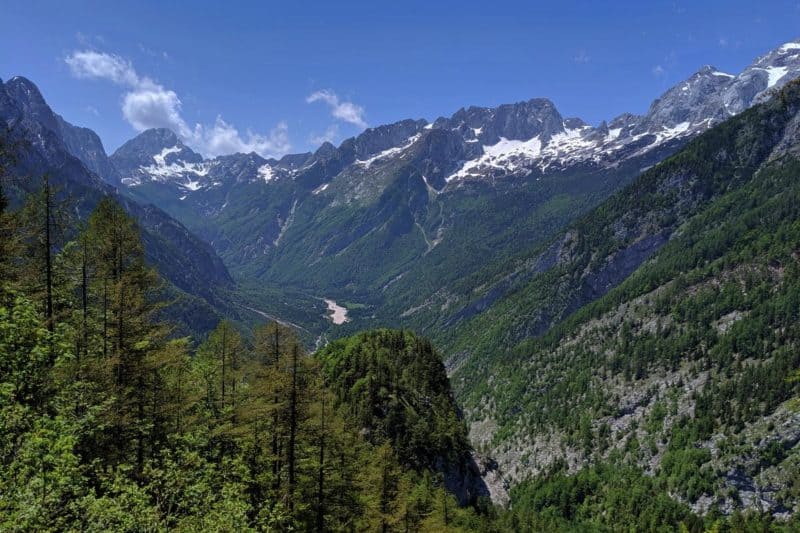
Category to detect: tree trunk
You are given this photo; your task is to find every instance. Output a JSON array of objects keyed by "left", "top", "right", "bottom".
[
  {"left": 316, "top": 391, "right": 326, "bottom": 532},
  {"left": 102, "top": 278, "right": 108, "bottom": 358},
  {"left": 221, "top": 325, "right": 227, "bottom": 410},
  {"left": 81, "top": 235, "right": 88, "bottom": 361},
  {"left": 287, "top": 343, "right": 299, "bottom": 510},
  {"left": 43, "top": 175, "right": 53, "bottom": 337},
  {"left": 272, "top": 326, "right": 281, "bottom": 488}
]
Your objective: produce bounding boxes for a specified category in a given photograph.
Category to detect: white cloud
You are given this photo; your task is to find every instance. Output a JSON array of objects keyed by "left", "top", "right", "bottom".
[
  {"left": 121, "top": 83, "right": 192, "bottom": 138},
  {"left": 197, "top": 118, "right": 291, "bottom": 158},
  {"left": 65, "top": 49, "right": 291, "bottom": 158},
  {"left": 308, "top": 124, "right": 339, "bottom": 146},
  {"left": 306, "top": 89, "right": 367, "bottom": 128},
  {"left": 66, "top": 50, "right": 140, "bottom": 87},
  {"left": 652, "top": 65, "right": 666, "bottom": 77}
]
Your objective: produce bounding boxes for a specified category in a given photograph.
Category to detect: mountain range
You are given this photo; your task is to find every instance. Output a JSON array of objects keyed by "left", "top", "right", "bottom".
[
  {"left": 0, "top": 75, "right": 238, "bottom": 336},
  {"left": 3, "top": 38, "right": 800, "bottom": 518},
  {"left": 101, "top": 39, "right": 800, "bottom": 347}
]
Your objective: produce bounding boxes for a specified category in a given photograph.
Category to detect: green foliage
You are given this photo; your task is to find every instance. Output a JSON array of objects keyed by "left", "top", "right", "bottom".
[
  {"left": 318, "top": 329, "right": 471, "bottom": 469},
  {"left": 0, "top": 190, "right": 486, "bottom": 530},
  {"left": 435, "top": 82, "right": 800, "bottom": 524},
  {"left": 504, "top": 464, "right": 700, "bottom": 532},
  {"left": 500, "top": 463, "right": 800, "bottom": 532}
]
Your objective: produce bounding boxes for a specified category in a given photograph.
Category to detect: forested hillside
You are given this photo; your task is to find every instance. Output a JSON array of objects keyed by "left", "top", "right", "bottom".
[
  {"left": 3, "top": 134, "right": 800, "bottom": 530},
  {"left": 0, "top": 180, "right": 498, "bottom": 530},
  {"left": 0, "top": 76, "right": 241, "bottom": 339},
  {"left": 451, "top": 80, "right": 800, "bottom": 523}
]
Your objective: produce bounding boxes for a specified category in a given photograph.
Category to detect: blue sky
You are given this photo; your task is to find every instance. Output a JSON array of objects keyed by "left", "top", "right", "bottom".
[{"left": 2, "top": 0, "right": 799, "bottom": 158}]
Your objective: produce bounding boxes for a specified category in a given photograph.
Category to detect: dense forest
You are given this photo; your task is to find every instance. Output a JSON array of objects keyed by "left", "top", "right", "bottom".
[
  {"left": 0, "top": 151, "right": 498, "bottom": 530},
  {"left": 4, "top": 128, "right": 800, "bottom": 531}
]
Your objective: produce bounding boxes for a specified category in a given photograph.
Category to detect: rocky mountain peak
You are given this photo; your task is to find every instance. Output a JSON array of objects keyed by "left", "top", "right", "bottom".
[
  {"left": 440, "top": 97, "right": 565, "bottom": 145},
  {"left": 109, "top": 128, "right": 206, "bottom": 187},
  {"left": 5, "top": 76, "right": 60, "bottom": 132},
  {"left": 339, "top": 118, "right": 427, "bottom": 160},
  {"left": 752, "top": 39, "right": 800, "bottom": 69},
  {"left": 313, "top": 141, "right": 338, "bottom": 160},
  {"left": 117, "top": 128, "right": 182, "bottom": 154},
  {"left": 1, "top": 76, "right": 118, "bottom": 183},
  {"left": 111, "top": 128, "right": 202, "bottom": 173},
  {"left": 743, "top": 39, "right": 800, "bottom": 107},
  {"left": 276, "top": 151, "right": 313, "bottom": 170},
  {"left": 6, "top": 76, "right": 48, "bottom": 107},
  {"left": 634, "top": 65, "right": 734, "bottom": 133}
]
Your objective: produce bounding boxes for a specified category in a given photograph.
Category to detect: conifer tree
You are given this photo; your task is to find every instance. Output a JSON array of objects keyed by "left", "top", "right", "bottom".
[{"left": 82, "top": 198, "right": 167, "bottom": 471}]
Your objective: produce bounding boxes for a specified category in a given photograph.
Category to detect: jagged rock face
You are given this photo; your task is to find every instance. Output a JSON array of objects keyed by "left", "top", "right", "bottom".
[
  {"left": 438, "top": 98, "right": 566, "bottom": 145},
  {"left": 0, "top": 76, "right": 234, "bottom": 302},
  {"left": 275, "top": 151, "right": 313, "bottom": 169},
  {"left": 4, "top": 76, "right": 60, "bottom": 133},
  {"left": 635, "top": 44, "right": 800, "bottom": 134},
  {"left": 406, "top": 128, "right": 468, "bottom": 189},
  {"left": 56, "top": 117, "right": 118, "bottom": 181},
  {"left": 634, "top": 66, "right": 734, "bottom": 133},
  {"left": 608, "top": 112, "right": 641, "bottom": 136},
  {"left": 110, "top": 39, "right": 800, "bottom": 213},
  {"left": 210, "top": 152, "right": 268, "bottom": 185},
  {"left": 731, "top": 41, "right": 800, "bottom": 110},
  {"left": 4, "top": 77, "right": 119, "bottom": 182},
  {"left": 111, "top": 129, "right": 204, "bottom": 180},
  {"left": 339, "top": 118, "right": 428, "bottom": 160}
]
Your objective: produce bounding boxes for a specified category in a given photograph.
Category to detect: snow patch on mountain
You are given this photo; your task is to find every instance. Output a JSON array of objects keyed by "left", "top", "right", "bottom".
[
  {"left": 446, "top": 118, "right": 706, "bottom": 184},
  {"left": 656, "top": 121, "right": 691, "bottom": 140},
  {"left": 356, "top": 134, "right": 421, "bottom": 169},
  {"left": 184, "top": 179, "right": 202, "bottom": 191},
  {"left": 125, "top": 144, "right": 213, "bottom": 189},
  {"left": 761, "top": 66, "right": 789, "bottom": 88},
  {"left": 153, "top": 145, "right": 182, "bottom": 166},
  {"left": 446, "top": 136, "right": 542, "bottom": 182},
  {"left": 258, "top": 163, "right": 275, "bottom": 183},
  {"left": 139, "top": 159, "right": 210, "bottom": 180}
]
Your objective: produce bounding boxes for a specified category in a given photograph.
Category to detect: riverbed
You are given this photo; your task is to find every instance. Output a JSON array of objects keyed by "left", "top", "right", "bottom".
[{"left": 324, "top": 298, "right": 349, "bottom": 325}]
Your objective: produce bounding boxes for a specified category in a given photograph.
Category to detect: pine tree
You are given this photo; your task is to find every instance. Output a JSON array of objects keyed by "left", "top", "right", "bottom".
[
  {"left": 194, "top": 320, "right": 245, "bottom": 449},
  {"left": 82, "top": 198, "right": 168, "bottom": 471}
]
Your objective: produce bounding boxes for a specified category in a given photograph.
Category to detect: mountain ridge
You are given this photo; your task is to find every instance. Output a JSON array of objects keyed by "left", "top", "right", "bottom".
[
  {"left": 452, "top": 78, "right": 800, "bottom": 512},
  {"left": 107, "top": 38, "right": 800, "bottom": 196},
  {"left": 0, "top": 75, "right": 237, "bottom": 336}
]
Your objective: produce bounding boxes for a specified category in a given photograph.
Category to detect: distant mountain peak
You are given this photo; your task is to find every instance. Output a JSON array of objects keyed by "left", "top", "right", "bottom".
[
  {"left": 93, "top": 39, "right": 800, "bottom": 221},
  {"left": 109, "top": 128, "right": 206, "bottom": 187},
  {"left": 141, "top": 127, "right": 180, "bottom": 144},
  {"left": 6, "top": 76, "right": 47, "bottom": 105}
]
